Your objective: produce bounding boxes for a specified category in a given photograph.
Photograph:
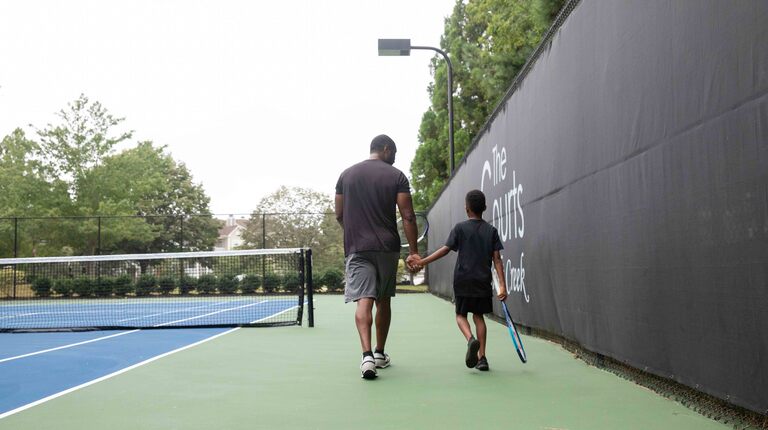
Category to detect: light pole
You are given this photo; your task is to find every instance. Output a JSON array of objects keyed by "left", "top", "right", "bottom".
[{"left": 378, "top": 38, "right": 455, "bottom": 175}]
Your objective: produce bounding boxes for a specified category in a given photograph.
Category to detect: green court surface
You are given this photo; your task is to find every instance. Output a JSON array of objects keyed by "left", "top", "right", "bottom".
[{"left": 1, "top": 294, "right": 729, "bottom": 430}]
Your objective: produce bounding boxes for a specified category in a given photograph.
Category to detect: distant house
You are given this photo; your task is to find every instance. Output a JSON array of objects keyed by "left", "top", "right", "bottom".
[{"left": 215, "top": 216, "right": 250, "bottom": 251}]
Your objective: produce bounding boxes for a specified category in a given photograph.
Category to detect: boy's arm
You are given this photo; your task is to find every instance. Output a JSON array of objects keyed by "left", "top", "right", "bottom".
[
  {"left": 493, "top": 250, "right": 507, "bottom": 301},
  {"left": 417, "top": 246, "right": 451, "bottom": 267}
]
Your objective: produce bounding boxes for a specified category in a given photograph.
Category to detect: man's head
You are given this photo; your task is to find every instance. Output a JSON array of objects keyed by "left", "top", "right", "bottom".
[
  {"left": 465, "top": 189, "right": 487, "bottom": 216},
  {"left": 370, "top": 134, "right": 397, "bottom": 165}
]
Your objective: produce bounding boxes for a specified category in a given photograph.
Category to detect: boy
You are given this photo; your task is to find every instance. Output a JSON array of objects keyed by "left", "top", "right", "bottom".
[{"left": 414, "top": 190, "right": 507, "bottom": 371}]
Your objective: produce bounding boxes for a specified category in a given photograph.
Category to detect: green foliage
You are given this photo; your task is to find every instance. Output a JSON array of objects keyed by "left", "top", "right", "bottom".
[
  {"left": 54, "top": 278, "right": 74, "bottom": 297},
  {"left": 282, "top": 273, "right": 300, "bottom": 293},
  {"left": 321, "top": 269, "right": 344, "bottom": 292},
  {"left": 157, "top": 276, "right": 177, "bottom": 295},
  {"left": 135, "top": 274, "right": 157, "bottom": 297},
  {"left": 217, "top": 275, "right": 239, "bottom": 295},
  {"left": 94, "top": 278, "right": 114, "bottom": 297},
  {"left": 411, "top": 0, "right": 566, "bottom": 209},
  {"left": 241, "top": 274, "right": 261, "bottom": 294},
  {"left": 35, "top": 93, "right": 132, "bottom": 188},
  {"left": 197, "top": 274, "right": 217, "bottom": 294},
  {"left": 1, "top": 95, "right": 218, "bottom": 257},
  {"left": 113, "top": 275, "right": 134, "bottom": 296},
  {"left": 179, "top": 276, "right": 197, "bottom": 295},
  {"left": 0, "top": 130, "right": 70, "bottom": 257},
  {"left": 243, "top": 187, "right": 344, "bottom": 276},
  {"left": 78, "top": 142, "right": 219, "bottom": 254},
  {"left": 72, "top": 277, "right": 94, "bottom": 297},
  {"left": 262, "top": 272, "right": 281, "bottom": 294},
  {"left": 31, "top": 277, "right": 53, "bottom": 297}
]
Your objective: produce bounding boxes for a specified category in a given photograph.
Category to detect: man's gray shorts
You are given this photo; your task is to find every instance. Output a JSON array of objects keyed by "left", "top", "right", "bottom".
[{"left": 344, "top": 251, "right": 400, "bottom": 303}]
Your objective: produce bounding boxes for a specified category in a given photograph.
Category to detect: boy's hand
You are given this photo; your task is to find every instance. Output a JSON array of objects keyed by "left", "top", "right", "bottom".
[
  {"left": 406, "top": 254, "right": 422, "bottom": 272},
  {"left": 497, "top": 289, "right": 507, "bottom": 301}
]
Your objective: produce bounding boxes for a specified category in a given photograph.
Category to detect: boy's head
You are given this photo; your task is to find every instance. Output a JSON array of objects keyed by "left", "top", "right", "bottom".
[{"left": 465, "top": 190, "right": 487, "bottom": 216}]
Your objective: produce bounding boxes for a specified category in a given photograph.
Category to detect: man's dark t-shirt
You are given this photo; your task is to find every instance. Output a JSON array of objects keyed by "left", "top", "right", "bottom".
[
  {"left": 335, "top": 159, "right": 410, "bottom": 256},
  {"left": 445, "top": 219, "right": 503, "bottom": 297}
]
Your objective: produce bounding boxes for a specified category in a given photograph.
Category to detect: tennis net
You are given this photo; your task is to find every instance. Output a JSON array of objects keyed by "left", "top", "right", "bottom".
[{"left": 0, "top": 248, "right": 314, "bottom": 332}]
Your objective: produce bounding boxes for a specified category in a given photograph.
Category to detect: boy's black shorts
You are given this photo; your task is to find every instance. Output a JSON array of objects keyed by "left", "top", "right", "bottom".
[{"left": 454, "top": 296, "right": 493, "bottom": 316}]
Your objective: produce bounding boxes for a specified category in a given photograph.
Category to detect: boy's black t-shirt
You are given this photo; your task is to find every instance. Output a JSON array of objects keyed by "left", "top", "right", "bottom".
[
  {"left": 335, "top": 159, "right": 411, "bottom": 256},
  {"left": 445, "top": 219, "right": 503, "bottom": 297}
]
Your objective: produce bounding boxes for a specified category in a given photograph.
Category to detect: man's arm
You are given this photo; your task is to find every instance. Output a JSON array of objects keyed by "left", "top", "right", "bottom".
[
  {"left": 334, "top": 194, "right": 344, "bottom": 226},
  {"left": 493, "top": 250, "right": 507, "bottom": 301},
  {"left": 396, "top": 192, "right": 419, "bottom": 256}
]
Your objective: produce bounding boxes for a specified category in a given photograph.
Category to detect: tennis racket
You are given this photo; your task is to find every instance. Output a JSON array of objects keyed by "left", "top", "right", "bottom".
[
  {"left": 397, "top": 213, "right": 429, "bottom": 247},
  {"left": 492, "top": 265, "right": 527, "bottom": 363}
]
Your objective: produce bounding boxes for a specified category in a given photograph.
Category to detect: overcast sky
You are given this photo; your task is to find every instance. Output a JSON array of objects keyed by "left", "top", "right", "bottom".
[{"left": 0, "top": 0, "right": 456, "bottom": 215}]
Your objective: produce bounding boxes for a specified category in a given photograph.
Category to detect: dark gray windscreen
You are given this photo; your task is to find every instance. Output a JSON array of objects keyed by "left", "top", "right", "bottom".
[{"left": 426, "top": 0, "right": 768, "bottom": 414}]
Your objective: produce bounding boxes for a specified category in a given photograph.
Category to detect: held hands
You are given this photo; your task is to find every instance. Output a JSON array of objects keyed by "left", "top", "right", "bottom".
[
  {"left": 497, "top": 288, "right": 508, "bottom": 302},
  {"left": 405, "top": 254, "right": 423, "bottom": 273}
]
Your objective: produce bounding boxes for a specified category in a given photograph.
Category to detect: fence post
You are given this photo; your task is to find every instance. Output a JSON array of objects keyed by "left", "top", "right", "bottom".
[
  {"left": 12, "top": 217, "right": 18, "bottom": 298},
  {"left": 97, "top": 216, "right": 101, "bottom": 255},
  {"left": 179, "top": 216, "right": 185, "bottom": 252}
]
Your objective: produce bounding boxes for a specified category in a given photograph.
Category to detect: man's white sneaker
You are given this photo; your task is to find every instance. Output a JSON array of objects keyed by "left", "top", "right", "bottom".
[
  {"left": 360, "top": 355, "right": 377, "bottom": 379},
  {"left": 374, "top": 352, "right": 391, "bottom": 369}
]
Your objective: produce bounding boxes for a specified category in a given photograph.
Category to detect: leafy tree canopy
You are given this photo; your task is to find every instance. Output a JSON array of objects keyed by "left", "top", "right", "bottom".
[{"left": 411, "top": 0, "right": 566, "bottom": 209}]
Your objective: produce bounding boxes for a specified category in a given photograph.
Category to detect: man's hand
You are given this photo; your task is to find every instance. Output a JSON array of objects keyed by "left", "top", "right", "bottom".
[{"left": 405, "top": 254, "right": 422, "bottom": 272}]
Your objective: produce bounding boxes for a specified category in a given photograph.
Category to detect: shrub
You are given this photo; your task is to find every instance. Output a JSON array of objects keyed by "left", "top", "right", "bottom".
[
  {"left": 113, "top": 275, "right": 134, "bottom": 297},
  {"left": 240, "top": 274, "right": 261, "bottom": 294},
  {"left": 72, "top": 277, "right": 94, "bottom": 297},
  {"left": 157, "top": 276, "right": 176, "bottom": 295},
  {"left": 31, "top": 277, "right": 53, "bottom": 297},
  {"left": 322, "top": 269, "right": 344, "bottom": 292},
  {"left": 262, "top": 273, "right": 281, "bottom": 294},
  {"left": 282, "top": 273, "right": 300, "bottom": 293},
  {"left": 179, "top": 276, "right": 197, "bottom": 295},
  {"left": 218, "top": 275, "right": 238, "bottom": 295},
  {"left": 94, "top": 277, "right": 114, "bottom": 297},
  {"left": 135, "top": 275, "right": 157, "bottom": 297},
  {"left": 54, "top": 278, "right": 74, "bottom": 297},
  {"left": 197, "top": 274, "right": 217, "bottom": 294}
]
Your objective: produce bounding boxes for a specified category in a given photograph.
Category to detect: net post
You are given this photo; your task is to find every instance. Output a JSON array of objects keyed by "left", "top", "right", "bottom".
[
  {"left": 305, "top": 248, "right": 314, "bottom": 327},
  {"left": 297, "top": 250, "right": 305, "bottom": 325}
]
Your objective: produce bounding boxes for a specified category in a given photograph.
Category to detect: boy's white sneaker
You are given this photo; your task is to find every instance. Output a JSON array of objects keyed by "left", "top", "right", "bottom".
[
  {"left": 360, "top": 355, "right": 377, "bottom": 379},
  {"left": 374, "top": 352, "right": 391, "bottom": 368}
]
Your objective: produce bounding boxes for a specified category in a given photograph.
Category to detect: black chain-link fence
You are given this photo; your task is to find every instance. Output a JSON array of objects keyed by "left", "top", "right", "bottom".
[{"left": 1, "top": 212, "right": 429, "bottom": 296}]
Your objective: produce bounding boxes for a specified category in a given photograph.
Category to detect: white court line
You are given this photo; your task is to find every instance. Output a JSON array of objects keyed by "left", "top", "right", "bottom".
[
  {"left": 0, "top": 300, "right": 272, "bottom": 362},
  {"left": 154, "top": 300, "right": 267, "bottom": 327},
  {"left": 0, "top": 327, "right": 240, "bottom": 420},
  {"left": 0, "top": 330, "right": 140, "bottom": 364},
  {"left": 251, "top": 305, "right": 299, "bottom": 323},
  {"left": 116, "top": 300, "right": 245, "bottom": 323}
]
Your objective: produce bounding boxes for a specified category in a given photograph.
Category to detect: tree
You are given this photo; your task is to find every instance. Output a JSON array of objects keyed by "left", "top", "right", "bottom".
[
  {"left": 35, "top": 93, "right": 133, "bottom": 196},
  {"left": 243, "top": 186, "right": 344, "bottom": 274},
  {"left": 76, "top": 142, "right": 219, "bottom": 254},
  {"left": 0, "top": 129, "right": 70, "bottom": 257},
  {"left": 1, "top": 95, "right": 218, "bottom": 258},
  {"left": 410, "top": 0, "right": 566, "bottom": 209}
]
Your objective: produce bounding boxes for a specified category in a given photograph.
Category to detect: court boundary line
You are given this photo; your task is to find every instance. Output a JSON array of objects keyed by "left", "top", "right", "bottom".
[
  {"left": 0, "top": 327, "right": 241, "bottom": 420},
  {"left": 0, "top": 299, "right": 290, "bottom": 363},
  {"left": 0, "top": 330, "right": 140, "bottom": 364}
]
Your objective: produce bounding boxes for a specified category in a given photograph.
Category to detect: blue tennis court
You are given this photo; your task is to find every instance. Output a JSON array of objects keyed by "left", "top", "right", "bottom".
[
  {"left": 0, "top": 296, "right": 302, "bottom": 418},
  {"left": 0, "top": 298, "right": 301, "bottom": 330}
]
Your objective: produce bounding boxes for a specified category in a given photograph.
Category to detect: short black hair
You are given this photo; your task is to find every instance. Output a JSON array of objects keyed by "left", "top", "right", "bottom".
[
  {"left": 466, "top": 190, "right": 487, "bottom": 214},
  {"left": 370, "top": 134, "right": 396, "bottom": 153}
]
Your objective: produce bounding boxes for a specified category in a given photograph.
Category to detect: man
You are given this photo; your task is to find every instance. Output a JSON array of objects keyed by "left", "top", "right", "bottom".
[{"left": 335, "top": 134, "right": 420, "bottom": 380}]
